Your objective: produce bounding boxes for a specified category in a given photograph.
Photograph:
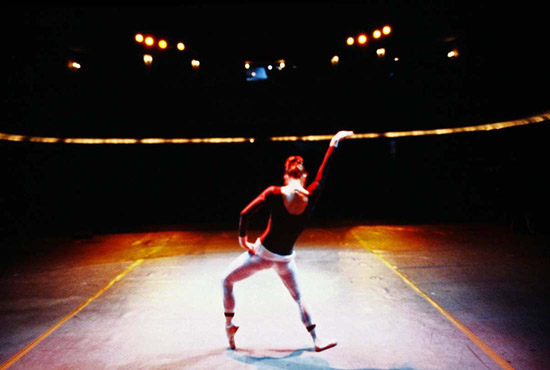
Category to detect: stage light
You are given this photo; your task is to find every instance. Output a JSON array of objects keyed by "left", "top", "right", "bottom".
[
  {"left": 267, "top": 65, "right": 273, "bottom": 70},
  {"left": 377, "top": 48, "right": 386, "bottom": 58},
  {"left": 143, "top": 54, "right": 153, "bottom": 66},
  {"left": 447, "top": 49, "right": 459, "bottom": 58},
  {"left": 357, "top": 34, "right": 367, "bottom": 45},
  {"left": 177, "top": 42, "right": 185, "bottom": 51},
  {"left": 68, "top": 61, "right": 81, "bottom": 70},
  {"left": 331, "top": 55, "right": 339, "bottom": 66},
  {"left": 191, "top": 59, "right": 200, "bottom": 69},
  {"left": 373, "top": 29, "right": 382, "bottom": 39},
  {"left": 144, "top": 36, "right": 155, "bottom": 47},
  {"left": 346, "top": 36, "right": 355, "bottom": 46},
  {"left": 135, "top": 33, "right": 144, "bottom": 43},
  {"left": 244, "top": 62, "right": 251, "bottom": 69},
  {"left": 382, "top": 26, "right": 391, "bottom": 35},
  {"left": 29, "top": 137, "right": 61, "bottom": 143},
  {"left": 0, "top": 133, "right": 26, "bottom": 142},
  {"left": 158, "top": 39, "right": 167, "bottom": 49}
]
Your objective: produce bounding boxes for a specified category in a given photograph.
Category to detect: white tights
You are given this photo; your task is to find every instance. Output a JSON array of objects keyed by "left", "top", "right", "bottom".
[{"left": 221, "top": 245, "right": 314, "bottom": 329}]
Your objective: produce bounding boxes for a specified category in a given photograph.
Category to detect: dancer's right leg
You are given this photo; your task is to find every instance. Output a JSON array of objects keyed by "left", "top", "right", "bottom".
[
  {"left": 221, "top": 251, "right": 271, "bottom": 349},
  {"left": 222, "top": 251, "right": 271, "bottom": 315}
]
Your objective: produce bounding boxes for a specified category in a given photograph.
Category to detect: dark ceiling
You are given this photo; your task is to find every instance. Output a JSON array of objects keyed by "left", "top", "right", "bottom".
[{"left": 1, "top": 3, "right": 548, "bottom": 138}]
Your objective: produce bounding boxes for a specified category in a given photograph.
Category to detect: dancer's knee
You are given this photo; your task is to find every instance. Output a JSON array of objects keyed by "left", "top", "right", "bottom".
[
  {"left": 280, "top": 272, "right": 301, "bottom": 301},
  {"left": 222, "top": 276, "right": 233, "bottom": 291}
]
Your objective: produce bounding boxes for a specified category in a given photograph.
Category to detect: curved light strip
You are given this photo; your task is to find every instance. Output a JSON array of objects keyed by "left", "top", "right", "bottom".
[
  {"left": 270, "top": 111, "right": 550, "bottom": 142},
  {"left": 0, "top": 134, "right": 255, "bottom": 145},
  {"left": 0, "top": 111, "right": 548, "bottom": 144}
]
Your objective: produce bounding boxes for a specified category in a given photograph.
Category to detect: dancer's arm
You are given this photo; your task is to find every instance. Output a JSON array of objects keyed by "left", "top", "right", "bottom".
[
  {"left": 330, "top": 130, "right": 355, "bottom": 148},
  {"left": 238, "top": 186, "right": 275, "bottom": 253},
  {"left": 307, "top": 130, "right": 354, "bottom": 196}
]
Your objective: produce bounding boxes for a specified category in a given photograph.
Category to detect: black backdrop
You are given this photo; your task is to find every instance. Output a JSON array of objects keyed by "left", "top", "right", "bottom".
[
  {"left": 2, "top": 4, "right": 549, "bottom": 241},
  {"left": 2, "top": 122, "right": 549, "bottom": 239}
]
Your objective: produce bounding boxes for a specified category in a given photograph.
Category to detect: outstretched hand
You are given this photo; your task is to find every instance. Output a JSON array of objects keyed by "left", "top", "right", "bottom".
[{"left": 330, "top": 130, "right": 355, "bottom": 147}]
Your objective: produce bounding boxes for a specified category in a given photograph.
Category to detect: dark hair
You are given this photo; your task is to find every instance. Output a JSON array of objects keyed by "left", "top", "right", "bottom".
[{"left": 284, "top": 155, "right": 306, "bottom": 179}]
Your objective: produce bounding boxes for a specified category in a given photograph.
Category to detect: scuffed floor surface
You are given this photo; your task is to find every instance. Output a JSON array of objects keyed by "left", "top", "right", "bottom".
[{"left": 0, "top": 223, "right": 548, "bottom": 370}]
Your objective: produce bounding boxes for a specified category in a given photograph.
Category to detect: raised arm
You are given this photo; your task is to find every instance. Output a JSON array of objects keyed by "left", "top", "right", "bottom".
[
  {"left": 330, "top": 130, "right": 354, "bottom": 148},
  {"left": 307, "top": 130, "right": 354, "bottom": 195}
]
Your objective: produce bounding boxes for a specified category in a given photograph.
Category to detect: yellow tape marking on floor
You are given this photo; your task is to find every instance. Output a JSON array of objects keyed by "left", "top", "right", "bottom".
[
  {"left": 0, "top": 259, "right": 144, "bottom": 370},
  {"left": 351, "top": 230, "right": 516, "bottom": 370}
]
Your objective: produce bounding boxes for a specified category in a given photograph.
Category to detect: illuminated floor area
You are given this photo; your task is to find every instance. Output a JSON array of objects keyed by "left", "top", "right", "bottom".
[{"left": 0, "top": 224, "right": 548, "bottom": 370}]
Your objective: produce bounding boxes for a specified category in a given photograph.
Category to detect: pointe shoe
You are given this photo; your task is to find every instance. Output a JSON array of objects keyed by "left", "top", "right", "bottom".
[
  {"left": 314, "top": 337, "right": 337, "bottom": 352},
  {"left": 226, "top": 324, "right": 239, "bottom": 350}
]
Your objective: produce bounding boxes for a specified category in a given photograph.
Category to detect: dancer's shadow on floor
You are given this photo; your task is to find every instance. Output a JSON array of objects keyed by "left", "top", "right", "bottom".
[{"left": 226, "top": 348, "right": 416, "bottom": 370}]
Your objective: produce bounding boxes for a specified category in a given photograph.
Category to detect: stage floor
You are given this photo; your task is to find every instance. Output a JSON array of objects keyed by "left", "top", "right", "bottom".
[{"left": 1, "top": 223, "right": 548, "bottom": 370}]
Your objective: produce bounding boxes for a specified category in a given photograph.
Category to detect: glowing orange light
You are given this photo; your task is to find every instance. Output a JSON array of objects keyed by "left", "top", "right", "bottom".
[
  {"left": 2, "top": 112, "right": 548, "bottom": 145},
  {"left": 0, "top": 133, "right": 26, "bottom": 142},
  {"left": 135, "top": 33, "right": 144, "bottom": 43},
  {"left": 373, "top": 29, "right": 382, "bottom": 39},
  {"left": 346, "top": 36, "right": 355, "bottom": 46},
  {"left": 158, "top": 39, "right": 167, "bottom": 49},
  {"left": 357, "top": 34, "right": 368, "bottom": 45},
  {"left": 144, "top": 36, "right": 155, "bottom": 46},
  {"left": 191, "top": 59, "right": 200, "bottom": 69},
  {"left": 67, "top": 61, "right": 81, "bottom": 70},
  {"left": 382, "top": 26, "right": 392, "bottom": 35},
  {"left": 143, "top": 54, "right": 153, "bottom": 65},
  {"left": 177, "top": 42, "right": 185, "bottom": 51},
  {"left": 447, "top": 49, "right": 459, "bottom": 58},
  {"left": 331, "top": 55, "right": 339, "bottom": 66}
]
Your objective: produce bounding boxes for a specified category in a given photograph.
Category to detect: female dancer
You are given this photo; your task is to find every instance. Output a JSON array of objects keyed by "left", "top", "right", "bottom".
[{"left": 222, "top": 130, "right": 354, "bottom": 351}]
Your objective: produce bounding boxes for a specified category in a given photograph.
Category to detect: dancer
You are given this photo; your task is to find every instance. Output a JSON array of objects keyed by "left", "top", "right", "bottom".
[{"left": 222, "top": 130, "right": 354, "bottom": 351}]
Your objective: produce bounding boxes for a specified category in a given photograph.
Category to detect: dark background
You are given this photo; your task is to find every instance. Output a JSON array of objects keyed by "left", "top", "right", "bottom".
[{"left": 1, "top": 2, "right": 549, "bottom": 239}]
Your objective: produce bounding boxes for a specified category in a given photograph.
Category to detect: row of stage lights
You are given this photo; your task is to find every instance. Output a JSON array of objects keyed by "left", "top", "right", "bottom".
[
  {"left": 243, "top": 26, "right": 393, "bottom": 72},
  {"left": 133, "top": 33, "right": 202, "bottom": 69},
  {"left": 68, "top": 32, "right": 196, "bottom": 71},
  {"left": 131, "top": 27, "right": 394, "bottom": 71},
  {"left": 346, "top": 25, "right": 392, "bottom": 46},
  {"left": 134, "top": 33, "right": 186, "bottom": 51},
  {"left": 242, "top": 26, "right": 393, "bottom": 74},
  {"left": 67, "top": 25, "right": 457, "bottom": 72},
  {"left": 132, "top": 26, "right": 392, "bottom": 51}
]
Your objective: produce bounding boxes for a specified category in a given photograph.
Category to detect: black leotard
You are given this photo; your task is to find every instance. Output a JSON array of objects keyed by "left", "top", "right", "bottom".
[{"left": 239, "top": 145, "right": 336, "bottom": 255}]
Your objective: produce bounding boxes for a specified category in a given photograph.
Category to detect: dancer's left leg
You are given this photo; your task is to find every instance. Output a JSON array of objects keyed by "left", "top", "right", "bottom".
[
  {"left": 273, "top": 259, "right": 337, "bottom": 352},
  {"left": 273, "top": 259, "right": 313, "bottom": 328}
]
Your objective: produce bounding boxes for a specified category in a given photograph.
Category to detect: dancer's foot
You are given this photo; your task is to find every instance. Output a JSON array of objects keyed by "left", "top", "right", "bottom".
[
  {"left": 314, "top": 337, "right": 337, "bottom": 352},
  {"left": 226, "top": 324, "right": 239, "bottom": 350}
]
